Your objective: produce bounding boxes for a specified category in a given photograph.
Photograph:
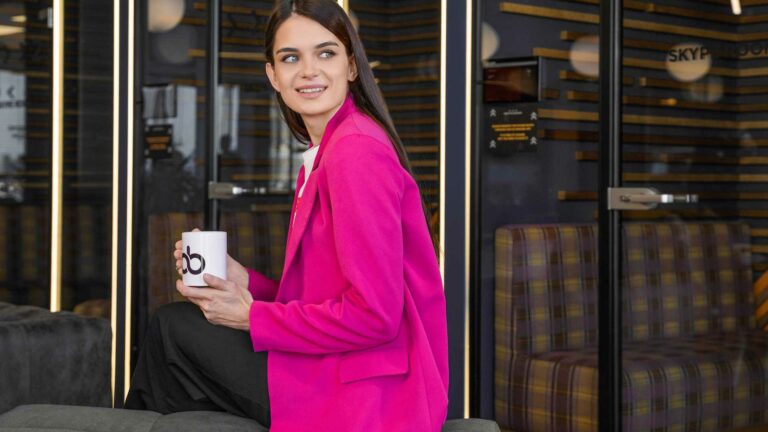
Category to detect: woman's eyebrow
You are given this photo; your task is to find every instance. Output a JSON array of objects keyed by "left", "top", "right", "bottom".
[
  {"left": 275, "top": 47, "right": 299, "bottom": 54},
  {"left": 315, "top": 41, "right": 339, "bottom": 49},
  {"left": 275, "top": 41, "right": 339, "bottom": 54}
]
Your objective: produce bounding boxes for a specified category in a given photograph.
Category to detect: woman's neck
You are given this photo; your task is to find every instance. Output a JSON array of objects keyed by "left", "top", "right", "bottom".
[{"left": 301, "top": 98, "right": 347, "bottom": 147}]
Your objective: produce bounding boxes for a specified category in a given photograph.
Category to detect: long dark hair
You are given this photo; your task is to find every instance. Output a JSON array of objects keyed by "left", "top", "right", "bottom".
[{"left": 265, "top": 0, "right": 439, "bottom": 255}]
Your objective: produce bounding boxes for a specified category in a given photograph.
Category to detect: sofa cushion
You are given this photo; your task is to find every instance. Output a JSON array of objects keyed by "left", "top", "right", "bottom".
[
  {"left": 0, "top": 405, "right": 497, "bottom": 432},
  {"left": 497, "top": 330, "right": 768, "bottom": 432},
  {"left": 0, "top": 405, "right": 161, "bottom": 432},
  {"left": 0, "top": 303, "right": 111, "bottom": 414}
]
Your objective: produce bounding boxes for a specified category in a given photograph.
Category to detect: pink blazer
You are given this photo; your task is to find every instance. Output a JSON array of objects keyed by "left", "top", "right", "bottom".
[{"left": 245, "top": 94, "right": 449, "bottom": 431}]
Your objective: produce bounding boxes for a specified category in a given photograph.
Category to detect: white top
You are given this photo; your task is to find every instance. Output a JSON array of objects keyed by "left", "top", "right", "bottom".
[{"left": 299, "top": 144, "right": 320, "bottom": 198}]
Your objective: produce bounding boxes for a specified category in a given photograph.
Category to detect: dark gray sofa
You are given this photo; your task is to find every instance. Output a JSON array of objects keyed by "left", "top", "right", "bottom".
[
  {"left": 0, "top": 405, "right": 500, "bottom": 431},
  {"left": 0, "top": 302, "right": 500, "bottom": 431},
  {"left": 0, "top": 302, "right": 111, "bottom": 414}
]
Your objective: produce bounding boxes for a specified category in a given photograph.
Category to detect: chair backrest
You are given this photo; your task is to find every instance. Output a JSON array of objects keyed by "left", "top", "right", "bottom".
[
  {"left": 495, "top": 224, "right": 599, "bottom": 355},
  {"left": 622, "top": 222, "right": 754, "bottom": 340},
  {"left": 495, "top": 222, "right": 754, "bottom": 356}
]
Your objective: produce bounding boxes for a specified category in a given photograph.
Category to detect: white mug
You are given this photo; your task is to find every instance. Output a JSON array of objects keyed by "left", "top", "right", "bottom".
[{"left": 181, "top": 231, "right": 227, "bottom": 287}]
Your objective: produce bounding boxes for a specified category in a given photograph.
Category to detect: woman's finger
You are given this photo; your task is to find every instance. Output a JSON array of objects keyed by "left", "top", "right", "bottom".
[
  {"left": 202, "top": 273, "right": 229, "bottom": 290},
  {"left": 176, "top": 280, "right": 214, "bottom": 300}
]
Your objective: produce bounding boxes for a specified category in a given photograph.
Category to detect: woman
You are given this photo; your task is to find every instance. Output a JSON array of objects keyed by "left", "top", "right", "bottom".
[{"left": 125, "top": 0, "right": 448, "bottom": 430}]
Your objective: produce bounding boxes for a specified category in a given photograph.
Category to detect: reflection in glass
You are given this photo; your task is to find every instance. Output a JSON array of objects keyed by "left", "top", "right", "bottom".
[{"left": 0, "top": 1, "right": 52, "bottom": 308}]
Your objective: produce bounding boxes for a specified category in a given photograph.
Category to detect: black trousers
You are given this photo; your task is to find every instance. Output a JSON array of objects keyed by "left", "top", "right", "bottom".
[{"left": 124, "top": 302, "right": 270, "bottom": 428}]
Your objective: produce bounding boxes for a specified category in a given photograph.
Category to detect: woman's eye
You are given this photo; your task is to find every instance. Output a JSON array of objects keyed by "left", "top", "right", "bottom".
[
  {"left": 319, "top": 50, "right": 336, "bottom": 59},
  {"left": 281, "top": 54, "right": 298, "bottom": 63}
]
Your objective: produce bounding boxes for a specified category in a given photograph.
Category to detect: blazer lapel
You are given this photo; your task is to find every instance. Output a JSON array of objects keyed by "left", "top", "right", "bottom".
[
  {"left": 282, "top": 170, "right": 319, "bottom": 277},
  {"left": 280, "top": 94, "right": 356, "bottom": 279}
]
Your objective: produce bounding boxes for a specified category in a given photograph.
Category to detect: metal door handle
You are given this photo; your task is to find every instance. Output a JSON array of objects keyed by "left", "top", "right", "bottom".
[
  {"left": 608, "top": 187, "right": 698, "bottom": 210},
  {"left": 208, "top": 182, "right": 267, "bottom": 200}
]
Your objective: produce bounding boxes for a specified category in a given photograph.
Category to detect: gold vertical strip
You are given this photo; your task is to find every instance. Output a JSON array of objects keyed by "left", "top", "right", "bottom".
[
  {"left": 50, "top": 0, "right": 64, "bottom": 312},
  {"left": 439, "top": 0, "right": 446, "bottom": 281},
  {"left": 110, "top": 0, "right": 120, "bottom": 405},
  {"left": 124, "top": 0, "right": 136, "bottom": 400},
  {"left": 463, "top": 0, "right": 473, "bottom": 419},
  {"left": 337, "top": 0, "right": 348, "bottom": 13}
]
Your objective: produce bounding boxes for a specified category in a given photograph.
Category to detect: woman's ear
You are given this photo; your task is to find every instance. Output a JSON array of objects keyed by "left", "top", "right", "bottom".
[
  {"left": 348, "top": 56, "right": 358, "bottom": 82},
  {"left": 265, "top": 62, "right": 280, "bottom": 92}
]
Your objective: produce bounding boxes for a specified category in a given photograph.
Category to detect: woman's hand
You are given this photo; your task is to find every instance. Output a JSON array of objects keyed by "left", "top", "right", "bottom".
[
  {"left": 174, "top": 228, "right": 249, "bottom": 292},
  {"left": 176, "top": 274, "right": 253, "bottom": 331}
]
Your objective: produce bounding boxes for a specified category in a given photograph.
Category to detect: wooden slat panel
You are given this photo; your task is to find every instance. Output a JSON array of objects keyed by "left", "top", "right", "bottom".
[
  {"left": 361, "top": 32, "right": 440, "bottom": 43},
  {"left": 410, "top": 160, "right": 439, "bottom": 167},
  {"left": 566, "top": 0, "right": 768, "bottom": 24},
  {"left": 406, "top": 145, "right": 439, "bottom": 153},
  {"left": 352, "top": 3, "right": 440, "bottom": 14},
  {"left": 540, "top": 109, "right": 768, "bottom": 129},
  {"left": 537, "top": 47, "right": 766, "bottom": 78},
  {"left": 568, "top": 0, "right": 768, "bottom": 7},
  {"left": 540, "top": 129, "right": 754, "bottom": 147},
  {"left": 569, "top": 90, "right": 768, "bottom": 112},
  {"left": 376, "top": 60, "right": 439, "bottom": 70},
  {"left": 539, "top": 108, "right": 597, "bottom": 122},
  {"left": 560, "top": 191, "right": 768, "bottom": 201},
  {"left": 383, "top": 89, "right": 439, "bottom": 98},
  {"left": 543, "top": 88, "right": 560, "bottom": 99},
  {"left": 189, "top": 49, "right": 265, "bottom": 62},
  {"left": 378, "top": 76, "right": 439, "bottom": 84},
  {"left": 559, "top": 70, "right": 634, "bottom": 85},
  {"left": 639, "top": 77, "right": 768, "bottom": 95},
  {"left": 501, "top": 2, "right": 768, "bottom": 42},
  {"left": 367, "top": 47, "right": 439, "bottom": 56},
  {"left": 609, "top": 210, "right": 768, "bottom": 219},
  {"left": 562, "top": 31, "right": 768, "bottom": 61},
  {"left": 752, "top": 229, "right": 768, "bottom": 237},
  {"left": 624, "top": 173, "right": 768, "bottom": 182},
  {"left": 387, "top": 103, "right": 439, "bottom": 111},
  {"left": 558, "top": 191, "right": 596, "bottom": 201},
  {"left": 577, "top": 150, "right": 768, "bottom": 165},
  {"left": 358, "top": 17, "right": 440, "bottom": 30}
]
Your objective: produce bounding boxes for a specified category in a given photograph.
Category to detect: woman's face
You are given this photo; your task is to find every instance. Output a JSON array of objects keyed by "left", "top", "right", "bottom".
[{"left": 266, "top": 14, "right": 357, "bottom": 127}]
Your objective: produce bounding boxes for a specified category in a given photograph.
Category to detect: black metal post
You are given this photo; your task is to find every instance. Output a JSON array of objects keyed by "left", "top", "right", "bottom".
[
  {"left": 598, "top": 0, "right": 623, "bottom": 430},
  {"left": 205, "top": 0, "right": 221, "bottom": 230}
]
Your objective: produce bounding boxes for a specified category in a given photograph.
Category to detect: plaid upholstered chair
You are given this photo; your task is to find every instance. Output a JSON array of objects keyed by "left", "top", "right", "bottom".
[
  {"left": 495, "top": 222, "right": 768, "bottom": 432},
  {"left": 147, "top": 210, "right": 291, "bottom": 313}
]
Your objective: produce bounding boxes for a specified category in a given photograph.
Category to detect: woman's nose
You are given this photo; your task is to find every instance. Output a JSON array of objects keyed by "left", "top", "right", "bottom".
[{"left": 299, "top": 57, "right": 319, "bottom": 77}]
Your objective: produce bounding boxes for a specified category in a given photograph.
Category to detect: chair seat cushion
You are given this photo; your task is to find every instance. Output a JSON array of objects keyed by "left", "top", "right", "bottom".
[{"left": 498, "top": 331, "right": 768, "bottom": 432}]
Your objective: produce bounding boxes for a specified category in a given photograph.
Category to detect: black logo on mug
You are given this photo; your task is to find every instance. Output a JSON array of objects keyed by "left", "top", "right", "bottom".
[{"left": 182, "top": 246, "right": 206, "bottom": 275}]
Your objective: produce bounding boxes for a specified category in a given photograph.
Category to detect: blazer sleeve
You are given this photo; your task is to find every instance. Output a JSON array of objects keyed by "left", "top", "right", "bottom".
[
  {"left": 248, "top": 134, "right": 406, "bottom": 354},
  {"left": 246, "top": 268, "right": 279, "bottom": 302}
]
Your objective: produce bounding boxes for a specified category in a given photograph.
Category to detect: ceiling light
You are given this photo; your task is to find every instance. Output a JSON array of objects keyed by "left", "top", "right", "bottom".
[
  {"left": 11, "top": 15, "right": 26, "bottom": 23},
  {"left": 731, "top": 0, "right": 742, "bottom": 15}
]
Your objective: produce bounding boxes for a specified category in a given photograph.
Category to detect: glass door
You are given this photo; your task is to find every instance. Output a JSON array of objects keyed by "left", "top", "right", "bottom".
[
  {"left": 0, "top": 0, "right": 114, "bottom": 316},
  {"left": 206, "top": 0, "right": 444, "bottom": 292},
  {"left": 0, "top": 1, "right": 53, "bottom": 308},
  {"left": 614, "top": 1, "right": 768, "bottom": 430}
]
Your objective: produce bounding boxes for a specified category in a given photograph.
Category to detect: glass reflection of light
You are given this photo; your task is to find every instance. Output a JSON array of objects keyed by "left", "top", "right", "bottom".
[
  {"left": 569, "top": 35, "right": 599, "bottom": 78},
  {"left": 148, "top": 0, "right": 184, "bottom": 33}
]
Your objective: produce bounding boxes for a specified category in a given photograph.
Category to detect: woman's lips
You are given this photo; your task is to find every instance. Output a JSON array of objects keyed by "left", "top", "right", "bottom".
[{"left": 296, "top": 86, "right": 327, "bottom": 98}]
